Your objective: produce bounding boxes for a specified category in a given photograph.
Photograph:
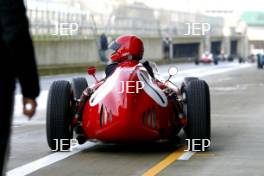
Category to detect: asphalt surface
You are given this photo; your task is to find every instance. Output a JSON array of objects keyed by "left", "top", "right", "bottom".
[{"left": 6, "top": 61, "right": 264, "bottom": 176}]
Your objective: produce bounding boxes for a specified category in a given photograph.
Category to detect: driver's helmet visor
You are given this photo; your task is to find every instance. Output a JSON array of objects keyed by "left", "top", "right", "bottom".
[{"left": 109, "top": 40, "right": 121, "bottom": 55}]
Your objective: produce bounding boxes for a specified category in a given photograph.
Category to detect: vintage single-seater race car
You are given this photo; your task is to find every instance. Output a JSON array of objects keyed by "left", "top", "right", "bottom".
[
  {"left": 46, "top": 60, "right": 211, "bottom": 152},
  {"left": 195, "top": 52, "right": 218, "bottom": 65},
  {"left": 46, "top": 34, "right": 211, "bottom": 152}
]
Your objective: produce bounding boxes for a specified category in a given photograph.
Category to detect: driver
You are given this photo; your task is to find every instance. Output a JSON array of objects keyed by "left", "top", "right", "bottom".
[{"left": 105, "top": 35, "right": 154, "bottom": 78}]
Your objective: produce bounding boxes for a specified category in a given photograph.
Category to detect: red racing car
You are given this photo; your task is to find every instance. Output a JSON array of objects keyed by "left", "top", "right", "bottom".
[
  {"left": 46, "top": 35, "right": 211, "bottom": 152},
  {"left": 195, "top": 52, "right": 218, "bottom": 65}
]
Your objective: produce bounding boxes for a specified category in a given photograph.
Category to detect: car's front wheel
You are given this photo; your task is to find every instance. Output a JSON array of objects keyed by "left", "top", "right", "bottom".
[
  {"left": 183, "top": 79, "right": 211, "bottom": 151},
  {"left": 46, "top": 80, "right": 73, "bottom": 151}
]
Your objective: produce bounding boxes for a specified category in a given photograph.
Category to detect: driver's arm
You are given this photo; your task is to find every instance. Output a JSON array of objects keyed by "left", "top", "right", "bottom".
[
  {"left": 105, "top": 62, "right": 118, "bottom": 77},
  {"left": 140, "top": 59, "right": 155, "bottom": 78}
]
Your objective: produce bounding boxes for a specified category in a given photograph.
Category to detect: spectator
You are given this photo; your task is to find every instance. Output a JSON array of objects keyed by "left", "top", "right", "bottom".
[
  {"left": 99, "top": 33, "right": 109, "bottom": 64},
  {"left": 0, "top": 0, "right": 40, "bottom": 175},
  {"left": 162, "top": 37, "right": 171, "bottom": 60}
]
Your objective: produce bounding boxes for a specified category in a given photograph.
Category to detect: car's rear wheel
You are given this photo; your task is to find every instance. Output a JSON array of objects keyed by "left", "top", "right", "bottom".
[
  {"left": 238, "top": 57, "right": 244, "bottom": 64},
  {"left": 72, "top": 77, "right": 88, "bottom": 99},
  {"left": 195, "top": 58, "right": 199, "bottom": 65},
  {"left": 257, "top": 56, "right": 260, "bottom": 68},
  {"left": 46, "top": 80, "right": 73, "bottom": 151},
  {"left": 214, "top": 58, "right": 218, "bottom": 65},
  {"left": 258, "top": 56, "right": 263, "bottom": 69},
  {"left": 183, "top": 79, "right": 211, "bottom": 151}
]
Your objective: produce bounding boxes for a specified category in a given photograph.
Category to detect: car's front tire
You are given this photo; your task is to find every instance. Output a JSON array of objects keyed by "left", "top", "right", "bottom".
[
  {"left": 183, "top": 79, "right": 211, "bottom": 151},
  {"left": 46, "top": 81, "right": 73, "bottom": 151},
  {"left": 181, "top": 77, "right": 198, "bottom": 93}
]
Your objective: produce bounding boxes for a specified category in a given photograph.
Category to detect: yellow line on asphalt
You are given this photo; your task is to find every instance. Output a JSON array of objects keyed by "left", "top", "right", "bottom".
[
  {"left": 142, "top": 146, "right": 186, "bottom": 176},
  {"left": 194, "top": 152, "right": 216, "bottom": 157}
]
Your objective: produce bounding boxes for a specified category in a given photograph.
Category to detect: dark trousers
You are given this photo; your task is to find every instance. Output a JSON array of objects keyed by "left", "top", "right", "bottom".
[{"left": 0, "top": 78, "right": 15, "bottom": 176}]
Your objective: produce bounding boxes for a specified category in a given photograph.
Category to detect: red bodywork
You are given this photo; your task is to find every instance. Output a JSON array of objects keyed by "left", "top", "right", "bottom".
[
  {"left": 82, "top": 60, "right": 179, "bottom": 142},
  {"left": 200, "top": 53, "right": 213, "bottom": 63}
]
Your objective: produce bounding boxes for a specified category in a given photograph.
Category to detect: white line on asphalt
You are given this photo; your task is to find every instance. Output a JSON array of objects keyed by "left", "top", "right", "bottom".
[
  {"left": 6, "top": 142, "right": 96, "bottom": 176},
  {"left": 177, "top": 151, "right": 195, "bottom": 160}
]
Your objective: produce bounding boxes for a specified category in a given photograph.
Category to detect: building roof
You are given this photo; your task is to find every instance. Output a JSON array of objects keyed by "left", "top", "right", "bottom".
[{"left": 241, "top": 11, "right": 264, "bottom": 26}]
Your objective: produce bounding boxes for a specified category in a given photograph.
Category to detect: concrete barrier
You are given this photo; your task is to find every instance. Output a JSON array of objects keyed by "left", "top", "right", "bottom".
[
  {"left": 34, "top": 37, "right": 163, "bottom": 70},
  {"left": 34, "top": 38, "right": 99, "bottom": 66}
]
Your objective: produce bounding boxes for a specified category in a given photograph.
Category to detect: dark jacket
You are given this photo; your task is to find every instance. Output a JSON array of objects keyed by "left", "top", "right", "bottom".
[
  {"left": 100, "top": 34, "right": 108, "bottom": 51},
  {"left": 0, "top": 0, "right": 40, "bottom": 99}
]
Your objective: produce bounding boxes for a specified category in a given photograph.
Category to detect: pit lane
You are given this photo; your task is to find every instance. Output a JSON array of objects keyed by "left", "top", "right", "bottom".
[{"left": 7, "top": 62, "right": 264, "bottom": 176}]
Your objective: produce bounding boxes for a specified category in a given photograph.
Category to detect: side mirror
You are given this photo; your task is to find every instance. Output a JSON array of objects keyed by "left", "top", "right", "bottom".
[
  {"left": 168, "top": 67, "right": 178, "bottom": 76},
  {"left": 166, "top": 67, "right": 178, "bottom": 83},
  {"left": 87, "top": 66, "right": 96, "bottom": 75},
  {"left": 87, "top": 66, "right": 98, "bottom": 83}
]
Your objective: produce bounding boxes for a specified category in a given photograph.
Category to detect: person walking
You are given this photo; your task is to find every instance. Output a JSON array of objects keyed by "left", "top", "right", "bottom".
[{"left": 0, "top": 0, "right": 40, "bottom": 175}]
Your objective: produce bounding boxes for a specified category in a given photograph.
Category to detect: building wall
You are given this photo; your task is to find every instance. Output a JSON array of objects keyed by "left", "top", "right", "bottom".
[
  {"left": 247, "top": 26, "right": 264, "bottom": 51},
  {"left": 141, "top": 37, "right": 163, "bottom": 60},
  {"left": 250, "top": 40, "right": 264, "bottom": 49}
]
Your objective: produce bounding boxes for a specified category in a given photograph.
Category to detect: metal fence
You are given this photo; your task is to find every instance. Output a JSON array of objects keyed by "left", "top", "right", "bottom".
[
  {"left": 27, "top": 9, "right": 96, "bottom": 39},
  {"left": 26, "top": 6, "right": 225, "bottom": 40}
]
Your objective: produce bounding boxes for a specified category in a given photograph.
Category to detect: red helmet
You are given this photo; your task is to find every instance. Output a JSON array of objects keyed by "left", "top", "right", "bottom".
[{"left": 109, "top": 35, "right": 144, "bottom": 62}]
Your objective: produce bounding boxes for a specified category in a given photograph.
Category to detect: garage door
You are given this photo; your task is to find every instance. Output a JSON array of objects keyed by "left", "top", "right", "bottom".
[
  {"left": 211, "top": 41, "right": 221, "bottom": 55},
  {"left": 173, "top": 43, "right": 199, "bottom": 58},
  {"left": 231, "top": 40, "right": 238, "bottom": 55}
]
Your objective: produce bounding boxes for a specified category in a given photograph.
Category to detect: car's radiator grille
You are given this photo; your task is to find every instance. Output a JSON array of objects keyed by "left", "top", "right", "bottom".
[
  {"left": 99, "top": 104, "right": 112, "bottom": 128},
  {"left": 142, "top": 107, "right": 156, "bottom": 129}
]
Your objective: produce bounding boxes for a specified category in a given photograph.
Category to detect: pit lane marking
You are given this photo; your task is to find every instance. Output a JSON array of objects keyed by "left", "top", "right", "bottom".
[
  {"left": 6, "top": 142, "right": 96, "bottom": 176},
  {"left": 177, "top": 151, "right": 195, "bottom": 160},
  {"left": 142, "top": 146, "right": 195, "bottom": 176},
  {"left": 194, "top": 152, "right": 216, "bottom": 157}
]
